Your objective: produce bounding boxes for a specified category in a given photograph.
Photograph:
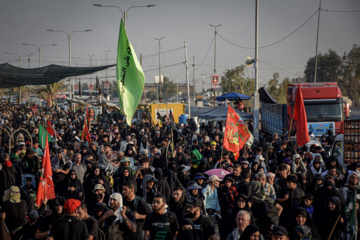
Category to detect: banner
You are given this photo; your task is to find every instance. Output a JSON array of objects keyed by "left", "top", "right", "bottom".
[
  {"left": 116, "top": 19, "right": 145, "bottom": 126},
  {"left": 223, "top": 105, "right": 251, "bottom": 160}
]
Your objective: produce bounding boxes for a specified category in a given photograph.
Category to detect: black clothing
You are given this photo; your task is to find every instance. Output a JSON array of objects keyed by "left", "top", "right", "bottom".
[
  {"left": 154, "top": 168, "right": 172, "bottom": 204},
  {"left": 169, "top": 191, "right": 188, "bottom": 223},
  {"left": 0, "top": 200, "right": 27, "bottom": 233},
  {"left": 123, "top": 196, "right": 152, "bottom": 240},
  {"left": 49, "top": 215, "right": 89, "bottom": 240},
  {"left": 84, "top": 216, "right": 99, "bottom": 240},
  {"left": 143, "top": 210, "right": 179, "bottom": 240},
  {"left": 183, "top": 214, "right": 216, "bottom": 240}
]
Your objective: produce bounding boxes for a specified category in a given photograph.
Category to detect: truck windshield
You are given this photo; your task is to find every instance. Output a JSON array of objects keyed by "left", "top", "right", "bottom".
[{"left": 304, "top": 103, "right": 343, "bottom": 122}]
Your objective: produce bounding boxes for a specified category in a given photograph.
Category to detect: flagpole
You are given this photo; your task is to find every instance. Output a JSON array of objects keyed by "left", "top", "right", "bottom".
[{"left": 288, "top": 118, "right": 293, "bottom": 140}]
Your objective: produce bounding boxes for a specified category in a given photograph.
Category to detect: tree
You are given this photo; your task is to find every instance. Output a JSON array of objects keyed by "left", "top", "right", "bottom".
[
  {"left": 304, "top": 49, "right": 342, "bottom": 82},
  {"left": 82, "top": 82, "right": 89, "bottom": 91},
  {"left": 146, "top": 90, "right": 157, "bottom": 101},
  {"left": 221, "top": 65, "right": 255, "bottom": 97},
  {"left": 266, "top": 73, "right": 290, "bottom": 104},
  {"left": 161, "top": 76, "right": 177, "bottom": 99},
  {"left": 34, "top": 82, "right": 67, "bottom": 107},
  {"left": 338, "top": 44, "right": 360, "bottom": 107}
]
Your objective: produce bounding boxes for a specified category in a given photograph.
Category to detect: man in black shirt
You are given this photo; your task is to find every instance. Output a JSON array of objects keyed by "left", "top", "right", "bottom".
[
  {"left": 143, "top": 194, "right": 179, "bottom": 240},
  {"left": 122, "top": 181, "right": 152, "bottom": 240},
  {"left": 47, "top": 199, "right": 89, "bottom": 240},
  {"left": 76, "top": 202, "right": 99, "bottom": 240},
  {"left": 35, "top": 197, "right": 65, "bottom": 240},
  {"left": 184, "top": 198, "right": 216, "bottom": 240}
]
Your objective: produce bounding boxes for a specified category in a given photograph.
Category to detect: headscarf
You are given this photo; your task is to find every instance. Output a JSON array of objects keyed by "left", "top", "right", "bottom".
[
  {"left": 108, "top": 192, "right": 124, "bottom": 223},
  {"left": 177, "top": 218, "right": 200, "bottom": 240},
  {"left": 293, "top": 207, "right": 320, "bottom": 240},
  {"left": 239, "top": 224, "right": 260, "bottom": 240},
  {"left": 2, "top": 186, "right": 21, "bottom": 203},
  {"left": 190, "top": 149, "right": 202, "bottom": 167}
]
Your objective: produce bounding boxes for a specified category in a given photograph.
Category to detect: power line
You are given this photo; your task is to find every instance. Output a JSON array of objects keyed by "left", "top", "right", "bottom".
[
  {"left": 322, "top": 9, "right": 360, "bottom": 13},
  {"left": 160, "top": 45, "right": 174, "bottom": 80},
  {"left": 145, "top": 45, "right": 159, "bottom": 73},
  {"left": 195, "top": 34, "right": 215, "bottom": 71},
  {"left": 143, "top": 62, "right": 184, "bottom": 73},
  {"left": 217, "top": 9, "right": 319, "bottom": 49},
  {"left": 142, "top": 47, "right": 184, "bottom": 58},
  {"left": 259, "top": 60, "right": 296, "bottom": 76}
]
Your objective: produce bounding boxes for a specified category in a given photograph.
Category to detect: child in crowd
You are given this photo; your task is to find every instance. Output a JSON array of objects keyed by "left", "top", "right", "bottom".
[{"left": 303, "top": 193, "right": 314, "bottom": 219}]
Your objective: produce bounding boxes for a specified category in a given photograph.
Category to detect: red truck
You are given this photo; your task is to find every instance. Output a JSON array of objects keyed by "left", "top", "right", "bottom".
[{"left": 287, "top": 82, "right": 350, "bottom": 136}]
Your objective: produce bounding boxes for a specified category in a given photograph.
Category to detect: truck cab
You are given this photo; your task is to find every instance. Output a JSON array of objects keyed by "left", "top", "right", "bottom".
[{"left": 287, "top": 83, "right": 350, "bottom": 136}]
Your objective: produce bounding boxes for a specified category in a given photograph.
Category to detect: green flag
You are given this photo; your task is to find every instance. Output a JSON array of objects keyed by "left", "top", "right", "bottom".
[
  {"left": 39, "top": 123, "right": 52, "bottom": 149},
  {"left": 116, "top": 19, "right": 145, "bottom": 126}
]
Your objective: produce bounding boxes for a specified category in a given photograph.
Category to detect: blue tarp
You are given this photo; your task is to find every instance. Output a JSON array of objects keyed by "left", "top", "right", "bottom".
[
  {"left": 215, "top": 92, "right": 250, "bottom": 101},
  {"left": 198, "top": 103, "right": 253, "bottom": 121}
]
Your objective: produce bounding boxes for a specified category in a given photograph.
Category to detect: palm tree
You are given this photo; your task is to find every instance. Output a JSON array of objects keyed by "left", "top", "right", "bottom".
[{"left": 35, "top": 82, "right": 67, "bottom": 107}]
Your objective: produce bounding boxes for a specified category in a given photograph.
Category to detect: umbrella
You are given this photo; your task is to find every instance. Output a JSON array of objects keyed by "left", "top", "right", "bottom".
[{"left": 204, "top": 169, "right": 230, "bottom": 179}]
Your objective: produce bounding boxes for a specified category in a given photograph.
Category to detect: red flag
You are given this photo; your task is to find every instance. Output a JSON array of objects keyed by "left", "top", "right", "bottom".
[
  {"left": 36, "top": 135, "right": 56, "bottom": 206},
  {"left": 223, "top": 105, "right": 251, "bottom": 160},
  {"left": 47, "top": 119, "right": 55, "bottom": 137},
  {"left": 81, "top": 110, "right": 92, "bottom": 145},
  {"left": 293, "top": 85, "right": 309, "bottom": 146}
]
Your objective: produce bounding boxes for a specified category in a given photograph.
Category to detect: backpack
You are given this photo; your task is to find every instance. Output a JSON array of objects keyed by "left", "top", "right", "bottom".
[{"left": 97, "top": 228, "right": 106, "bottom": 240}]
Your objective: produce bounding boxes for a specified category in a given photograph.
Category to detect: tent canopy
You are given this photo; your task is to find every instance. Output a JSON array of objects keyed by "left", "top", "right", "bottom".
[
  {"left": 215, "top": 92, "right": 250, "bottom": 101},
  {"left": 0, "top": 63, "right": 115, "bottom": 88},
  {"left": 198, "top": 103, "right": 253, "bottom": 121},
  {"left": 258, "top": 87, "right": 277, "bottom": 103}
]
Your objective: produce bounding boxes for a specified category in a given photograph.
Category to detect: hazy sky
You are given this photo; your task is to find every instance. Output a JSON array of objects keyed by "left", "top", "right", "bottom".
[{"left": 1, "top": 0, "right": 359, "bottom": 91}]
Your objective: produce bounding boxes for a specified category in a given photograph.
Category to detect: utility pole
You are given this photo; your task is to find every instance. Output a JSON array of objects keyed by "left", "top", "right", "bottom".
[
  {"left": 192, "top": 57, "right": 195, "bottom": 106},
  {"left": 202, "top": 73, "right": 206, "bottom": 98},
  {"left": 176, "top": 74, "right": 179, "bottom": 103},
  {"left": 185, "top": 42, "right": 191, "bottom": 118},
  {"left": 314, "top": 0, "right": 322, "bottom": 83},
  {"left": 210, "top": 24, "right": 222, "bottom": 106},
  {"left": 253, "top": 0, "right": 260, "bottom": 140},
  {"left": 154, "top": 37, "right": 164, "bottom": 102}
]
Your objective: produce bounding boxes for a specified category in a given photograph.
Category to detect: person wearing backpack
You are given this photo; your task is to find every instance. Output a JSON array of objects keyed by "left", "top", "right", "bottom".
[
  {"left": 98, "top": 193, "right": 137, "bottom": 240},
  {"left": 121, "top": 181, "right": 152, "bottom": 240}
]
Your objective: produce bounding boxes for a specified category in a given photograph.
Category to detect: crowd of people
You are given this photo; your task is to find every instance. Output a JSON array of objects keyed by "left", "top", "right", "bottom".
[{"left": 0, "top": 103, "right": 359, "bottom": 240}]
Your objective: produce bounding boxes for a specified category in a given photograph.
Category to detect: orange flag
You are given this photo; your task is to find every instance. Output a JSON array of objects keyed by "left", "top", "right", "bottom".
[
  {"left": 223, "top": 105, "right": 251, "bottom": 160},
  {"left": 293, "top": 84, "right": 309, "bottom": 146},
  {"left": 36, "top": 135, "right": 56, "bottom": 206}
]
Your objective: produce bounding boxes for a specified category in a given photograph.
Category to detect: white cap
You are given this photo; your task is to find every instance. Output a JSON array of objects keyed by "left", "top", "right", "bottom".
[{"left": 208, "top": 175, "right": 223, "bottom": 182}]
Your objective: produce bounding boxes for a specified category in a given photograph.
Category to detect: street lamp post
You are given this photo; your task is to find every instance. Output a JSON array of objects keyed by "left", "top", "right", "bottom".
[
  {"left": 47, "top": 29, "right": 92, "bottom": 101},
  {"left": 22, "top": 43, "right": 57, "bottom": 67},
  {"left": 154, "top": 37, "right": 164, "bottom": 102},
  {"left": 209, "top": 24, "right": 222, "bottom": 106},
  {"left": 103, "top": 50, "right": 110, "bottom": 98},
  {"left": 93, "top": 4, "right": 155, "bottom": 27},
  {"left": 88, "top": 54, "right": 95, "bottom": 97}
]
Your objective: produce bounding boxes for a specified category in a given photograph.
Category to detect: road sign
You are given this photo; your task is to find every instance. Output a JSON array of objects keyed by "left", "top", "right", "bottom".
[
  {"left": 74, "top": 84, "right": 79, "bottom": 91},
  {"left": 104, "top": 80, "right": 110, "bottom": 89},
  {"left": 212, "top": 74, "right": 219, "bottom": 88},
  {"left": 89, "top": 84, "right": 94, "bottom": 92},
  {"left": 154, "top": 75, "right": 164, "bottom": 84}
]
